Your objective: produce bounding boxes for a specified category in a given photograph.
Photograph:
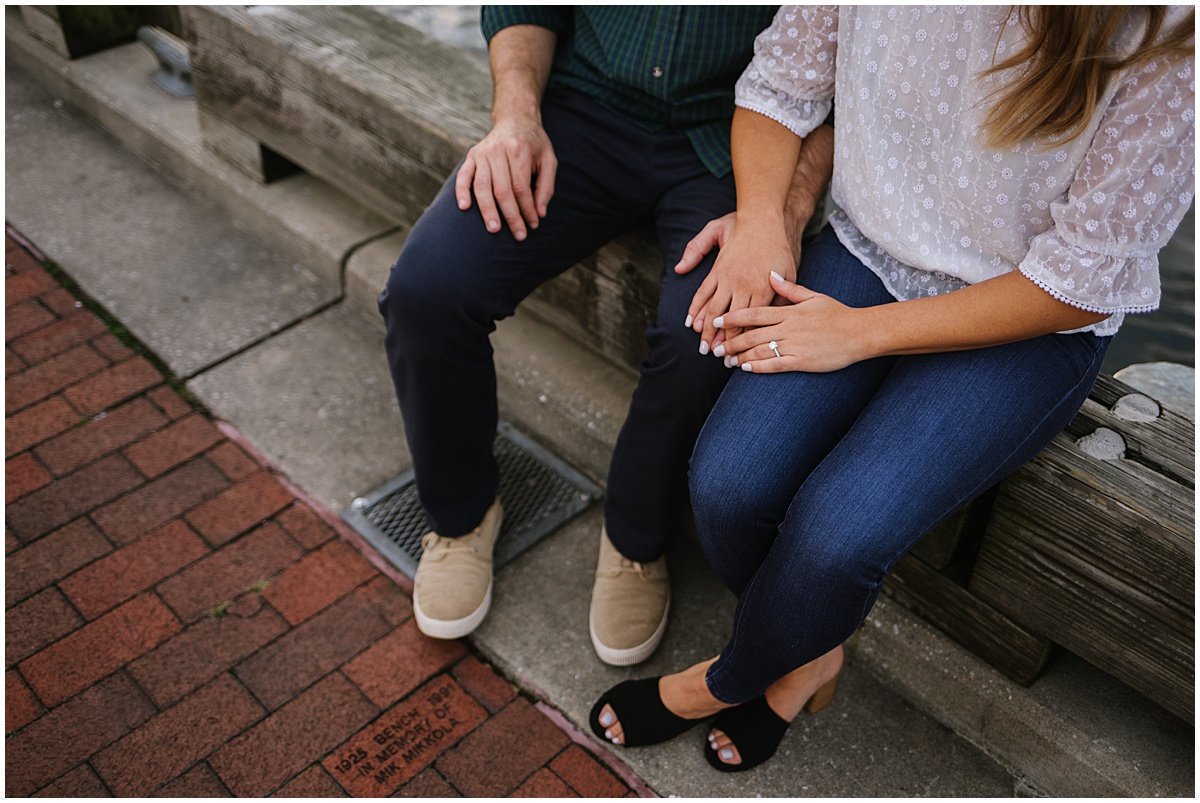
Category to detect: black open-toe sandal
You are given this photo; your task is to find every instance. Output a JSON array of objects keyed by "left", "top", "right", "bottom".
[
  {"left": 704, "top": 674, "right": 838, "bottom": 772},
  {"left": 589, "top": 676, "right": 709, "bottom": 747},
  {"left": 703, "top": 696, "right": 789, "bottom": 772}
]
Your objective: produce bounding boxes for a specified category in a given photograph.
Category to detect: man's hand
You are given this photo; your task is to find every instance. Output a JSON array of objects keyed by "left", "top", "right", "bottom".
[
  {"left": 455, "top": 119, "right": 557, "bottom": 242},
  {"left": 674, "top": 212, "right": 799, "bottom": 360},
  {"left": 680, "top": 215, "right": 795, "bottom": 357},
  {"left": 458, "top": 24, "right": 558, "bottom": 241},
  {"left": 716, "top": 272, "right": 873, "bottom": 374}
]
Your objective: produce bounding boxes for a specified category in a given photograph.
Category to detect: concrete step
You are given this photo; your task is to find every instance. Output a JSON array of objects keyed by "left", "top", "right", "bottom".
[{"left": 6, "top": 19, "right": 1191, "bottom": 798}]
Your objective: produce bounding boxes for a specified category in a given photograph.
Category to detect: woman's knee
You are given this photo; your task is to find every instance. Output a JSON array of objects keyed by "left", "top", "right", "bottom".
[{"left": 689, "top": 438, "right": 784, "bottom": 557}]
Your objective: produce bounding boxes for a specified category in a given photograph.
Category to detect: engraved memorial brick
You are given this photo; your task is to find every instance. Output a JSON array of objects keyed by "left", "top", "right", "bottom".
[{"left": 324, "top": 675, "right": 486, "bottom": 796}]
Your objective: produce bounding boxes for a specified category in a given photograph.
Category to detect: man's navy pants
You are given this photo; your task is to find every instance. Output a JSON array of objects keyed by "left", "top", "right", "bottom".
[{"left": 377, "top": 88, "right": 735, "bottom": 562}]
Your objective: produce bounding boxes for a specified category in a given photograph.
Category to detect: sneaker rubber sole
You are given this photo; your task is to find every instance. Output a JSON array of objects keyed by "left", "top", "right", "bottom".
[
  {"left": 589, "top": 595, "right": 670, "bottom": 666},
  {"left": 413, "top": 580, "right": 493, "bottom": 640}
]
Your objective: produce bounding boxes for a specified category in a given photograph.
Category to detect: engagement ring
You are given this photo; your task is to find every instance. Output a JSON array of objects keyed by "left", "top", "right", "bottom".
[{"left": 768, "top": 340, "right": 781, "bottom": 358}]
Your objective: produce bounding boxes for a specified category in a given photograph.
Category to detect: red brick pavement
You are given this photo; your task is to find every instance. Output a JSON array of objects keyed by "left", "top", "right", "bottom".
[{"left": 4, "top": 234, "right": 643, "bottom": 798}]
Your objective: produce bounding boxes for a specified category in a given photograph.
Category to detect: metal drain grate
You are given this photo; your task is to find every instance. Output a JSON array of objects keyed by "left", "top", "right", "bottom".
[{"left": 342, "top": 421, "right": 603, "bottom": 578}]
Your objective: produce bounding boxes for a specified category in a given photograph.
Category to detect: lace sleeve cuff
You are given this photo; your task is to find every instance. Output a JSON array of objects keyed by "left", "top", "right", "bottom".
[
  {"left": 735, "top": 66, "right": 831, "bottom": 139},
  {"left": 1019, "top": 229, "right": 1161, "bottom": 315}
]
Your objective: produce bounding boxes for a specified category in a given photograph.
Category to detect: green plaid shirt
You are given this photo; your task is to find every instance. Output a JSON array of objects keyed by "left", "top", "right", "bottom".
[{"left": 482, "top": 6, "right": 778, "bottom": 177}]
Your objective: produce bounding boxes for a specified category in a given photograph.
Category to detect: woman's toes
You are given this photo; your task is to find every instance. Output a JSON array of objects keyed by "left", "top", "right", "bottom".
[
  {"left": 708, "top": 728, "right": 731, "bottom": 748},
  {"left": 708, "top": 728, "right": 740, "bottom": 764},
  {"left": 598, "top": 704, "right": 625, "bottom": 745}
]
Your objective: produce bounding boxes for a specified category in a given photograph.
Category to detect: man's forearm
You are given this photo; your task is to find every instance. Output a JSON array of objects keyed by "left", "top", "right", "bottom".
[
  {"left": 783, "top": 123, "right": 834, "bottom": 257},
  {"left": 489, "top": 25, "right": 558, "bottom": 125}
]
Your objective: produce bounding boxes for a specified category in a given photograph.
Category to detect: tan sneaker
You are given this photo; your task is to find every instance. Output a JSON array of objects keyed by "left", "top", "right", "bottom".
[
  {"left": 589, "top": 526, "right": 670, "bottom": 666},
  {"left": 413, "top": 500, "right": 503, "bottom": 639}
]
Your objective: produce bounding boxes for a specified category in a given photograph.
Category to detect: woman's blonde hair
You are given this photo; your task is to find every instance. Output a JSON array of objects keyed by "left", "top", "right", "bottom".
[{"left": 983, "top": 6, "right": 1195, "bottom": 148}]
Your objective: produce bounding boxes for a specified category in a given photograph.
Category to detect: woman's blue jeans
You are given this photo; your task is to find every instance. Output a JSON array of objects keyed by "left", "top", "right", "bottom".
[{"left": 692, "top": 227, "right": 1110, "bottom": 704}]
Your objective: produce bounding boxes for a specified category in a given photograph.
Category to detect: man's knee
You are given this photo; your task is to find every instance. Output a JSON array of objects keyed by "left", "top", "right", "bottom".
[
  {"left": 643, "top": 320, "right": 731, "bottom": 399},
  {"left": 377, "top": 228, "right": 494, "bottom": 348}
]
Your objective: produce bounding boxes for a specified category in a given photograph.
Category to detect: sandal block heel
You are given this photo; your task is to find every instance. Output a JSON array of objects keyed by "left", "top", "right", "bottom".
[{"left": 803, "top": 674, "right": 839, "bottom": 714}]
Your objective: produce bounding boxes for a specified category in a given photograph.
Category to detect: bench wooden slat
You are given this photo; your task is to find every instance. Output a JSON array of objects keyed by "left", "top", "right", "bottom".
[
  {"left": 885, "top": 553, "right": 1052, "bottom": 685},
  {"left": 1065, "top": 375, "right": 1194, "bottom": 487},
  {"left": 969, "top": 434, "right": 1195, "bottom": 722}
]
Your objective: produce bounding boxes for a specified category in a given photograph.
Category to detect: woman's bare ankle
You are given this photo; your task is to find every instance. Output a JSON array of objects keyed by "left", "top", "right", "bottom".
[
  {"left": 763, "top": 645, "right": 844, "bottom": 722},
  {"left": 659, "top": 657, "right": 729, "bottom": 719}
]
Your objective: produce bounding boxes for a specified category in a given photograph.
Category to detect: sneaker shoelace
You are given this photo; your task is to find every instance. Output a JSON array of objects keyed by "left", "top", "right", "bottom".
[
  {"left": 615, "top": 556, "right": 649, "bottom": 578},
  {"left": 421, "top": 531, "right": 480, "bottom": 558}
]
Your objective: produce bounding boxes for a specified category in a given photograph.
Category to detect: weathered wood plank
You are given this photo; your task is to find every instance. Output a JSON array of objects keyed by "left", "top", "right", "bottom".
[
  {"left": 1065, "top": 374, "right": 1194, "bottom": 487},
  {"left": 885, "top": 554, "right": 1052, "bottom": 685},
  {"left": 187, "top": 4, "right": 661, "bottom": 375},
  {"left": 969, "top": 433, "right": 1194, "bottom": 721},
  {"left": 909, "top": 492, "right": 999, "bottom": 573},
  {"left": 20, "top": 6, "right": 69, "bottom": 60}
]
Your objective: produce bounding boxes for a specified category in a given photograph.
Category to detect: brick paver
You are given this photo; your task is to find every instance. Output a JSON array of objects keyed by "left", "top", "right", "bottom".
[
  {"left": 513, "top": 767, "right": 580, "bottom": 797},
  {"left": 5, "top": 395, "right": 80, "bottom": 456},
  {"left": 5, "top": 452, "right": 51, "bottom": 501},
  {"left": 91, "top": 674, "right": 265, "bottom": 796},
  {"left": 5, "top": 518, "right": 111, "bottom": 608},
  {"left": 154, "top": 763, "right": 231, "bottom": 797},
  {"left": 30, "top": 764, "right": 112, "bottom": 798},
  {"left": 436, "top": 698, "right": 572, "bottom": 797},
  {"left": 58, "top": 519, "right": 208, "bottom": 619},
  {"left": 3, "top": 234, "right": 641, "bottom": 797},
  {"left": 35, "top": 396, "right": 168, "bottom": 476}
]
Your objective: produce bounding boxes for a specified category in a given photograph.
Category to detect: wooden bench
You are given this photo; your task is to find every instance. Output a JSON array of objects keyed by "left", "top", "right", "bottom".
[{"left": 185, "top": 5, "right": 1195, "bottom": 722}]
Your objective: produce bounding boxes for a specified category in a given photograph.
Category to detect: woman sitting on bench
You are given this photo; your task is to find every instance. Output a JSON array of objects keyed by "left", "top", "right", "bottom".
[{"left": 590, "top": 4, "right": 1194, "bottom": 772}]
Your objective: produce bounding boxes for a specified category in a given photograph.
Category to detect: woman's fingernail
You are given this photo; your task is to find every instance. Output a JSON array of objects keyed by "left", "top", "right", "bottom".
[
  {"left": 730, "top": 356, "right": 738, "bottom": 367},
  {"left": 713, "top": 316, "right": 724, "bottom": 328},
  {"left": 770, "top": 270, "right": 784, "bottom": 282},
  {"left": 720, "top": 748, "right": 734, "bottom": 761},
  {"left": 722, "top": 356, "right": 732, "bottom": 368},
  {"left": 684, "top": 314, "right": 693, "bottom": 328},
  {"left": 713, "top": 343, "right": 726, "bottom": 357},
  {"left": 699, "top": 341, "right": 709, "bottom": 356},
  {"left": 741, "top": 362, "right": 753, "bottom": 372},
  {"left": 599, "top": 711, "right": 613, "bottom": 726}
]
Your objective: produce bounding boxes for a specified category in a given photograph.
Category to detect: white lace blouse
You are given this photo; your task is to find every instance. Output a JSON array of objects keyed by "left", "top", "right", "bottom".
[{"left": 735, "top": 5, "right": 1195, "bottom": 335}]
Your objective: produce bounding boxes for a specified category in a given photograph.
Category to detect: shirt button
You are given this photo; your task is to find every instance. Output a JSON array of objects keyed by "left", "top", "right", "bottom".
[{"left": 652, "top": 66, "right": 664, "bottom": 78}]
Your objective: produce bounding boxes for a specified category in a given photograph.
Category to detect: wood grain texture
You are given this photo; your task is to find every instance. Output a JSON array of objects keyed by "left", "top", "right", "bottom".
[
  {"left": 885, "top": 554, "right": 1051, "bottom": 685},
  {"left": 969, "top": 432, "right": 1194, "bottom": 722},
  {"left": 1065, "top": 374, "right": 1194, "bottom": 487}
]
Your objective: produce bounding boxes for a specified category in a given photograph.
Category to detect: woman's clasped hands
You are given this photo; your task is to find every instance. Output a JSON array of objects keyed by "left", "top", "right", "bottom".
[
  {"left": 676, "top": 213, "right": 875, "bottom": 374},
  {"left": 717, "top": 273, "right": 874, "bottom": 373},
  {"left": 675, "top": 212, "right": 794, "bottom": 359}
]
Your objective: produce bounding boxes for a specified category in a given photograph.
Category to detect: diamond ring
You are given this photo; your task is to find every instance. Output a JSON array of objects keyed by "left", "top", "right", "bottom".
[{"left": 768, "top": 340, "right": 781, "bottom": 358}]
